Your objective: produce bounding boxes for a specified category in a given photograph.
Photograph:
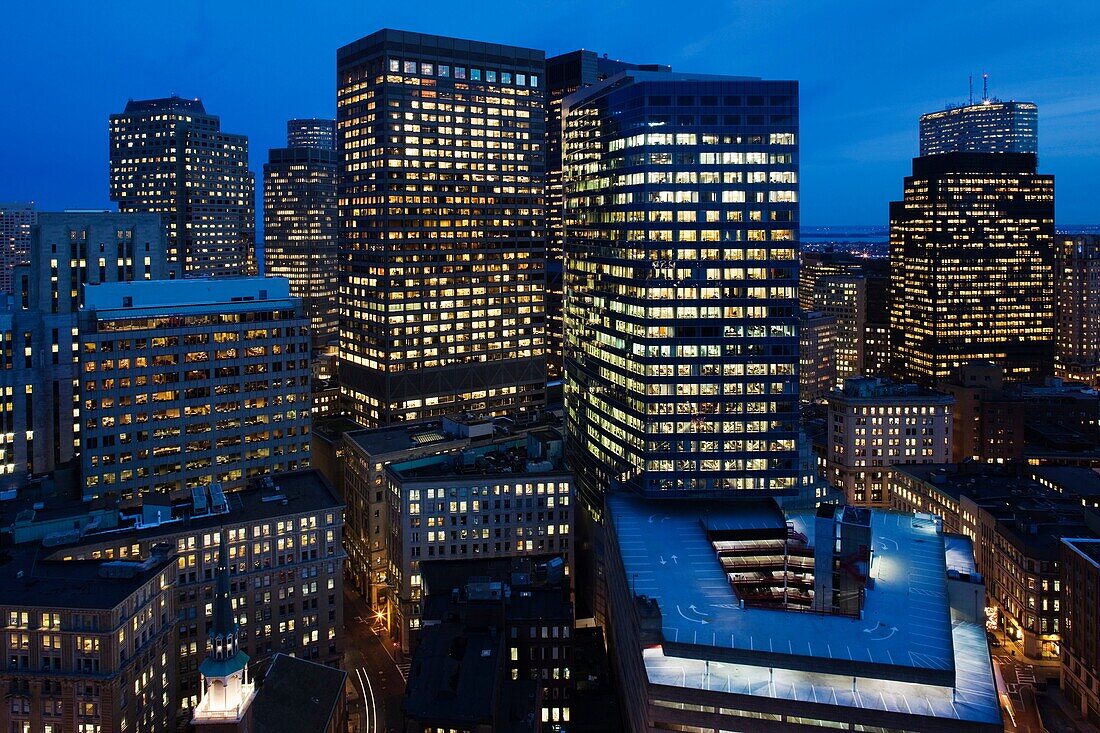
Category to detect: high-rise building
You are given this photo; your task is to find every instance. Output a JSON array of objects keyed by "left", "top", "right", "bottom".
[
  {"left": 919, "top": 99, "right": 1038, "bottom": 156},
  {"left": 824, "top": 376, "right": 953, "bottom": 506},
  {"left": 563, "top": 70, "right": 800, "bottom": 507},
  {"left": 1056, "top": 235, "right": 1100, "bottom": 386},
  {"left": 336, "top": 29, "right": 547, "bottom": 426},
  {"left": 799, "top": 310, "right": 836, "bottom": 402},
  {"left": 889, "top": 152, "right": 1055, "bottom": 385},
  {"left": 109, "top": 96, "right": 256, "bottom": 277},
  {"left": 286, "top": 118, "right": 336, "bottom": 150},
  {"left": 78, "top": 277, "right": 311, "bottom": 500},
  {"left": 813, "top": 274, "right": 865, "bottom": 381},
  {"left": 0, "top": 211, "right": 176, "bottom": 490},
  {"left": 545, "top": 51, "right": 670, "bottom": 379},
  {"left": 264, "top": 122, "right": 339, "bottom": 349},
  {"left": 0, "top": 202, "right": 36, "bottom": 294}
]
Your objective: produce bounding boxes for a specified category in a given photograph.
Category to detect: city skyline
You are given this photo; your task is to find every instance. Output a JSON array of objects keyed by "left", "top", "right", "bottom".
[{"left": 2, "top": 1, "right": 1099, "bottom": 225}]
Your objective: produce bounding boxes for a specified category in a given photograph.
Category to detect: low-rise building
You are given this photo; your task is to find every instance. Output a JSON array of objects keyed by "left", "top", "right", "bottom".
[
  {"left": 1061, "top": 537, "right": 1100, "bottom": 725},
  {"left": 604, "top": 494, "right": 1001, "bottom": 732},
  {"left": 825, "top": 376, "right": 954, "bottom": 506},
  {"left": 79, "top": 277, "right": 311, "bottom": 500},
  {"left": 0, "top": 545, "right": 176, "bottom": 733}
]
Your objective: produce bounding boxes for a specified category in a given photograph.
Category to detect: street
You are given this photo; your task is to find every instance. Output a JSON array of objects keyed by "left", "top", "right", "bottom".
[{"left": 344, "top": 588, "right": 406, "bottom": 733}]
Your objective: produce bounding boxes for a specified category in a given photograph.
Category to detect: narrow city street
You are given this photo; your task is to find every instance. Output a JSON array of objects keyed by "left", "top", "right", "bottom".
[{"left": 344, "top": 588, "right": 405, "bottom": 733}]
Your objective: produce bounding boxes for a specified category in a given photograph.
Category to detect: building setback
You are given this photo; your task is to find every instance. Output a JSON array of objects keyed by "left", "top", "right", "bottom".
[
  {"left": 0, "top": 202, "right": 36, "bottom": 294},
  {"left": 889, "top": 152, "right": 1055, "bottom": 385},
  {"left": 109, "top": 96, "right": 256, "bottom": 277},
  {"left": 337, "top": 29, "right": 547, "bottom": 426},
  {"left": 264, "top": 128, "right": 339, "bottom": 349},
  {"left": 0, "top": 211, "right": 177, "bottom": 490},
  {"left": 78, "top": 277, "right": 311, "bottom": 500}
]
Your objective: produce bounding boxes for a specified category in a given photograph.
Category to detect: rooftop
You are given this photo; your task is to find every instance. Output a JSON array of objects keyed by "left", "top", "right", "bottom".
[
  {"left": 251, "top": 654, "right": 347, "bottom": 733},
  {"left": 386, "top": 431, "right": 566, "bottom": 483},
  {"left": 120, "top": 95, "right": 207, "bottom": 114},
  {"left": 83, "top": 276, "right": 293, "bottom": 311},
  {"left": 344, "top": 419, "right": 458, "bottom": 458},
  {"left": 609, "top": 494, "right": 1000, "bottom": 726},
  {"left": 1063, "top": 537, "right": 1100, "bottom": 566},
  {"left": 0, "top": 545, "right": 171, "bottom": 610},
  {"left": 404, "top": 625, "right": 503, "bottom": 724}
]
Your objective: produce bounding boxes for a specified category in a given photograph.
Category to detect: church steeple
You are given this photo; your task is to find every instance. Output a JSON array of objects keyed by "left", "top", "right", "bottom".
[{"left": 193, "top": 528, "right": 255, "bottom": 728}]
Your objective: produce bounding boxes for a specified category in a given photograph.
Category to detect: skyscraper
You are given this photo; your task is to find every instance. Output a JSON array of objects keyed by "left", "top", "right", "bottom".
[
  {"left": 264, "top": 122, "right": 339, "bottom": 349},
  {"left": 812, "top": 274, "right": 865, "bottom": 382},
  {"left": 889, "top": 153, "right": 1055, "bottom": 385},
  {"left": 1055, "top": 235, "right": 1100, "bottom": 387},
  {"left": 0, "top": 211, "right": 176, "bottom": 489},
  {"left": 564, "top": 71, "right": 800, "bottom": 508},
  {"left": 109, "top": 96, "right": 256, "bottom": 277},
  {"left": 920, "top": 99, "right": 1038, "bottom": 156},
  {"left": 286, "top": 117, "right": 336, "bottom": 150},
  {"left": 0, "top": 202, "right": 36, "bottom": 294},
  {"left": 544, "top": 50, "right": 670, "bottom": 379},
  {"left": 337, "top": 29, "right": 547, "bottom": 426}
]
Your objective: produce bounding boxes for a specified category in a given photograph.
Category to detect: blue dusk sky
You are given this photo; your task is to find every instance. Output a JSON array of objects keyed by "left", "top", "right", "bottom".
[{"left": 2, "top": 0, "right": 1098, "bottom": 225}]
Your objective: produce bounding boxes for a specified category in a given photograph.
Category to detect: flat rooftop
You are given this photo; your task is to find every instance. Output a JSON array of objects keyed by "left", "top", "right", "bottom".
[
  {"left": 1063, "top": 537, "right": 1100, "bottom": 566},
  {"left": 387, "top": 435, "right": 567, "bottom": 483},
  {"left": 0, "top": 546, "right": 171, "bottom": 609},
  {"left": 610, "top": 494, "right": 955, "bottom": 683},
  {"left": 609, "top": 494, "right": 1000, "bottom": 726},
  {"left": 344, "top": 420, "right": 457, "bottom": 458}
]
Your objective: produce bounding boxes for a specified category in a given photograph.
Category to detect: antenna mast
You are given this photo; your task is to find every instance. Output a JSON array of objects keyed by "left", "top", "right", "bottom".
[
  {"left": 982, "top": 73, "right": 989, "bottom": 102},
  {"left": 969, "top": 75, "right": 973, "bottom": 105}
]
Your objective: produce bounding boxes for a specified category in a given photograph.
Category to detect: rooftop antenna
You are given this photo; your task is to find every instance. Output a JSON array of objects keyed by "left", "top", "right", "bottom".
[
  {"left": 969, "top": 75, "right": 973, "bottom": 105},
  {"left": 982, "top": 73, "right": 989, "bottom": 102}
]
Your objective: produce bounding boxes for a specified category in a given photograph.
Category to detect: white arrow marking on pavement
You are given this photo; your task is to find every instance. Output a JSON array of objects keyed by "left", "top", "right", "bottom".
[{"left": 677, "top": 605, "right": 710, "bottom": 624}]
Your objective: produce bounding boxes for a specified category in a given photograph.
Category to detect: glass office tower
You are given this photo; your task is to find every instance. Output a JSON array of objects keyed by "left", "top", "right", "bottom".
[
  {"left": 336, "top": 29, "right": 547, "bottom": 426},
  {"left": 919, "top": 100, "right": 1038, "bottom": 156},
  {"left": 889, "top": 152, "right": 1055, "bottom": 385},
  {"left": 563, "top": 71, "right": 800, "bottom": 512}
]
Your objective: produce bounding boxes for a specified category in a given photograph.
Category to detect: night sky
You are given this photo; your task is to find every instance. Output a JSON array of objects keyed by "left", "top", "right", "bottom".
[{"left": 3, "top": 0, "right": 1098, "bottom": 225}]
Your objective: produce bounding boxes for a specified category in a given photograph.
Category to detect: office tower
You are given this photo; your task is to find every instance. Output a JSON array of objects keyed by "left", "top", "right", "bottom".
[
  {"left": 1061, "top": 537, "right": 1100, "bottom": 723},
  {"left": 337, "top": 29, "right": 547, "bottom": 426},
  {"left": 0, "top": 545, "right": 177, "bottom": 733},
  {"left": 0, "top": 202, "right": 36, "bottom": 293},
  {"left": 286, "top": 118, "right": 336, "bottom": 150},
  {"left": 1055, "top": 235, "right": 1100, "bottom": 386},
  {"left": 563, "top": 71, "right": 800, "bottom": 507},
  {"left": 862, "top": 263, "right": 891, "bottom": 377},
  {"left": 545, "top": 51, "right": 670, "bottom": 379},
  {"left": 109, "top": 96, "right": 256, "bottom": 277},
  {"left": 889, "top": 153, "right": 1054, "bottom": 385},
  {"left": 813, "top": 274, "right": 865, "bottom": 381},
  {"left": 264, "top": 122, "right": 339, "bottom": 349},
  {"left": 78, "top": 277, "right": 311, "bottom": 500},
  {"left": 798, "top": 250, "right": 866, "bottom": 311},
  {"left": 824, "top": 376, "right": 953, "bottom": 507},
  {"left": 799, "top": 310, "right": 836, "bottom": 402},
  {"left": 920, "top": 99, "right": 1038, "bottom": 156},
  {"left": 0, "top": 211, "right": 176, "bottom": 490}
]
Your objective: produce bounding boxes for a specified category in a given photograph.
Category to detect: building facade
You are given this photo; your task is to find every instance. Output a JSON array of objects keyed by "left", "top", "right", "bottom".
[
  {"left": 0, "top": 202, "right": 36, "bottom": 293},
  {"left": 43, "top": 470, "right": 346, "bottom": 730},
  {"left": 336, "top": 29, "right": 548, "bottom": 426},
  {"left": 78, "top": 277, "right": 311, "bottom": 500},
  {"left": 889, "top": 152, "right": 1055, "bottom": 385},
  {"left": 799, "top": 310, "right": 836, "bottom": 403},
  {"left": 0, "top": 547, "right": 176, "bottom": 733},
  {"left": 264, "top": 133, "right": 339, "bottom": 349},
  {"left": 1056, "top": 235, "right": 1100, "bottom": 387},
  {"left": 1061, "top": 538, "right": 1100, "bottom": 725},
  {"left": 812, "top": 274, "right": 865, "bottom": 382},
  {"left": 563, "top": 71, "right": 800, "bottom": 508},
  {"left": 0, "top": 211, "right": 176, "bottom": 490},
  {"left": 109, "top": 96, "right": 256, "bottom": 277},
  {"left": 286, "top": 118, "right": 336, "bottom": 150},
  {"left": 384, "top": 429, "right": 573, "bottom": 652},
  {"left": 919, "top": 99, "right": 1038, "bottom": 156},
  {"left": 544, "top": 50, "right": 670, "bottom": 380},
  {"left": 825, "top": 377, "right": 953, "bottom": 506}
]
